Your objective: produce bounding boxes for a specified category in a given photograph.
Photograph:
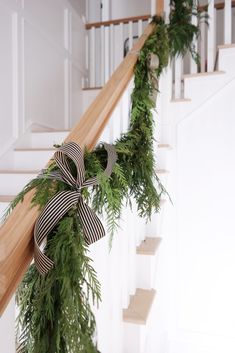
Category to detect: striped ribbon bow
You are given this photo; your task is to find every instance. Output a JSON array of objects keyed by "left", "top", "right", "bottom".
[{"left": 34, "top": 142, "right": 117, "bottom": 275}]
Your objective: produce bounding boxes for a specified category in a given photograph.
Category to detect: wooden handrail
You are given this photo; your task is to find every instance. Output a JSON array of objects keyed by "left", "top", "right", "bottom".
[
  {"left": 198, "top": 0, "right": 235, "bottom": 12},
  {"left": 85, "top": 14, "right": 151, "bottom": 30},
  {"left": 0, "top": 22, "right": 155, "bottom": 315}
]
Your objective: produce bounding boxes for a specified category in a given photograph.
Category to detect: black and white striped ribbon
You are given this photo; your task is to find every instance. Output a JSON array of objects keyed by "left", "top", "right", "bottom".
[{"left": 34, "top": 142, "right": 117, "bottom": 275}]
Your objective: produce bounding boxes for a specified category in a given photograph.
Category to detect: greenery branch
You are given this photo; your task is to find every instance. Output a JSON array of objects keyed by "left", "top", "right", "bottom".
[{"left": 2, "top": 6, "right": 204, "bottom": 352}]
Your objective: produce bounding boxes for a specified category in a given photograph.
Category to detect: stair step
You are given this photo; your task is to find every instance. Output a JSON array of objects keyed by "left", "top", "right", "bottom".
[
  {"left": 13, "top": 149, "right": 55, "bottom": 170},
  {"left": 218, "top": 43, "right": 235, "bottom": 50},
  {"left": 82, "top": 86, "right": 102, "bottom": 91},
  {"left": 123, "top": 288, "right": 156, "bottom": 325},
  {"left": 158, "top": 143, "right": 172, "bottom": 150},
  {"left": 183, "top": 70, "right": 225, "bottom": 79},
  {"left": 14, "top": 148, "right": 55, "bottom": 152},
  {"left": 156, "top": 169, "right": 169, "bottom": 175},
  {"left": 31, "top": 129, "right": 70, "bottom": 133},
  {"left": 170, "top": 98, "right": 191, "bottom": 103},
  {"left": 0, "top": 171, "right": 38, "bottom": 195},
  {"left": 0, "top": 169, "right": 40, "bottom": 175},
  {"left": 137, "top": 237, "right": 162, "bottom": 256},
  {"left": 0, "top": 170, "right": 39, "bottom": 174},
  {"left": 0, "top": 196, "right": 15, "bottom": 203}
]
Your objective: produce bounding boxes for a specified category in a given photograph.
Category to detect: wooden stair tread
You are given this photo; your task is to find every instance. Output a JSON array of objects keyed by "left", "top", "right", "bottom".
[
  {"left": 0, "top": 170, "right": 39, "bottom": 174},
  {"left": 14, "top": 148, "right": 55, "bottom": 151},
  {"left": 158, "top": 143, "right": 172, "bottom": 150},
  {"left": 137, "top": 237, "right": 162, "bottom": 255},
  {"left": 218, "top": 43, "right": 235, "bottom": 49},
  {"left": 171, "top": 98, "right": 191, "bottom": 103},
  {"left": 82, "top": 86, "right": 102, "bottom": 91},
  {"left": 123, "top": 288, "right": 156, "bottom": 325},
  {"left": 183, "top": 70, "right": 225, "bottom": 79},
  {"left": 156, "top": 169, "right": 169, "bottom": 174},
  {"left": 0, "top": 196, "right": 15, "bottom": 202},
  {"left": 30, "top": 129, "right": 71, "bottom": 134}
]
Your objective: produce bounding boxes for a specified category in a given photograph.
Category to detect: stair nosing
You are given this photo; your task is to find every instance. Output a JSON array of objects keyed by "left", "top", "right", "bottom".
[
  {"left": 31, "top": 130, "right": 70, "bottom": 134},
  {"left": 0, "top": 195, "right": 16, "bottom": 202},
  {"left": 156, "top": 169, "right": 169, "bottom": 174},
  {"left": 0, "top": 170, "right": 40, "bottom": 174},
  {"left": 136, "top": 237, "right": 162, "bottom": 256},
  {"left": 158, "top": 144, "right": 172, "bottom": 150},
  {"left": 170, "top": 98, "right": 191, "bottom": 103},
  {"left": 218, "top": 43, "right": 235, "bottom": 50},
  {"left": 183, "top": 70, "right": 226, "bottom": 79},
  {"left": 123, "top": 288, "right": 156, "bottom": 325},
  {"left": 14, "top": 148, "right": 55, "bottom": 152}
]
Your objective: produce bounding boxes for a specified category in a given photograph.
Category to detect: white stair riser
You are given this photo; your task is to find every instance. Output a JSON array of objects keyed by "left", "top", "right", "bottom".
[
  {"left": 219, "top": 47, "right": 235, "bottom": 74},
  {"left": 0, "top": 202, "right": 9, "bottom": 221},
  {"left": 123, "top": 323, "right": 147, "bottom": 353},
  {"left": 29, "top": 132, "right": 69, "bottom": 148},
  {"left": 0, "top": 297, "right": 15, "bottom": 353},
  {"left": 0, "top": 173, "right": 37, "bottom": 194},
  {"left": 136, "top": 255, "right": 159, "bottom": 290},
  {"left": 145, "top": 208, "right": 164, "bottom": 237},
  {"left": 13, "top": 150, "right": 54, "bottom": 170},
  {"left": 184, "top": 74, "right": 228, "bottom": 105}
]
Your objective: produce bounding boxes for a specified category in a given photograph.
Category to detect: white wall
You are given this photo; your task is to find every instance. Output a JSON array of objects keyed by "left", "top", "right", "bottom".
[
  {"left": 111, "top": 0, "right": 151, "bottom": 19},
  {"left": 153, "top": 50, "right": 235, "bottom": 353},
  {"left": 68, "top": 0, "right": 86, "bottom": 16},
  {"left": 0, "top": 0, "right": 86, "bottom": 156},
  {"left": 86, "top": 0, "right": 151, "bottom": 22}
]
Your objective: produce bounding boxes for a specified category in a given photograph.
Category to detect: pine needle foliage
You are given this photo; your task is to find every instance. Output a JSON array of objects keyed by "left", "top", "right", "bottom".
[
  {"left": 167, "top": 0, "right": 205, "bottom": 62},
  {"left": 5, "top": 6, "right": 202, "bottom": 352},
  {"left": 16, "top": 211, "right": 101, "bottom": 353}
]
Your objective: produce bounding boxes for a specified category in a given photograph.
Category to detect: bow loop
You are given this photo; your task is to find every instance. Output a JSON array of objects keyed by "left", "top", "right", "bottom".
[{"left": 34, "top": 142, "right": 117, "bottom": 275}]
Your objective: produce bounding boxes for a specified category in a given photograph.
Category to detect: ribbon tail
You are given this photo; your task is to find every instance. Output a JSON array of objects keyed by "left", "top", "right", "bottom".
[
  {"left": 77, "top": 198, "right": 105, "bottom": 245},
  {"left": 34, "top": 190, "right": 79, "bottom": 275}
]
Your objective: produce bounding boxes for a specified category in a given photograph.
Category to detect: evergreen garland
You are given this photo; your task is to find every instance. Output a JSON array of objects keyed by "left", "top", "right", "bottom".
[{"left": 3, "top": 8, "right": 202, "bottom": 353}]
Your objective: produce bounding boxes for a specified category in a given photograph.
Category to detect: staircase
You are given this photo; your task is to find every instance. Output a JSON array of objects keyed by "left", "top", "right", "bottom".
[
  {"left": 0, "top": 124, "right": 170, "bottom": 353},
  {"left": 1, "top": 0, "right": 235, "bottom": 352}
]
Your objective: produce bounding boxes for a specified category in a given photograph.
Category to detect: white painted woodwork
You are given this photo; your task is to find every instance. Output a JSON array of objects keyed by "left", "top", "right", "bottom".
[
  {"left": 110, "top": 0, "right": 151, "bottom": 19},
  {"left": 86, "top": 17, "right": 150, "bottom": 87},
  {"left": 224, "top": 0, "right": 232, "bottom": 44},
  {"left": 207, "top": 0, "right": 215, "bottom": 71},
  {"left": 174, "top": 57, "right": 182, "bottom": 99},
  {"left": 154, "top": 44, "right": 235, "bottom": 353},
  {"left": 200, "top": 14, "right": 207, "bottom": 73},
  {"left": 190, "top": 4, "right": 198, "bottom": 74},
  {"left": 128, "top": 21, "right": 134, "bottom": 51},
  {"left": 0, "top": 0, "right": 85, "bottom": 159},
  {"left": 89, "top": 26, "right": 96, "bottom": 87}
]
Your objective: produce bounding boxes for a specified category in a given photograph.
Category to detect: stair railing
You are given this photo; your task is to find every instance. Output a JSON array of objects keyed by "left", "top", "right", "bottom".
[
  {"left": 173, "top": 0, "right": 235, "bottom": 100},
  {"left": 0, "top": 21, "right": 156, "bottom": 316},
  {"left": 84, "top": 14, "right": 151, "bottom": 88}
]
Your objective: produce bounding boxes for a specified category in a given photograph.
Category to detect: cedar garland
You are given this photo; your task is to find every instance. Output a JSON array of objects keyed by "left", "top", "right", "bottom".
[{"left": 4, "top": 8, "right": 202, "bottom": 352}]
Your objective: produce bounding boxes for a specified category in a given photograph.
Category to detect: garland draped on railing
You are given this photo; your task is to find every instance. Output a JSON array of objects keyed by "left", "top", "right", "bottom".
[{"left": 3, "top": 4, "right": 203, "bottom": 352}]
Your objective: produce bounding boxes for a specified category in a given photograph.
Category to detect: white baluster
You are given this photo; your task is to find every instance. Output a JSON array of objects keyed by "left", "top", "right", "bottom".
[
  {"left": 224, "top": 0, "right": 232, "bottom": 44},
  {"left": 89, "top": 26, "right": 95, "bottom": 87},
  {"left": 100, "top": 25, "right": 105, "bottom": 86},
  {"left": 200, "top": 13, "right": 206, "bottom": 73},
  {"left": 207, "top": 0, "right": 215, "bottom": 72},
  {"left": 138, "top": 19, "right": 143, "bottom": 38},
  {"left": 174, "top": 57, "right": 182, "bottom": 99},
  {"left": 128, "top": 21, "right": 133, "bottom": 51},
  {"left": 120, "top": 22, "right": 124, "bottom": 60},
  {"left": 85, "top": 31, "right": 89, "bottom": 86},
  {"left": 104, "top": 25, "right": 110, "bottom": 83},
  {"left": 190, "top": 6, "right": 198, "bottom": 74},
  {"left": 110, "top": 24, "right": 114, "bottom": 75}
]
